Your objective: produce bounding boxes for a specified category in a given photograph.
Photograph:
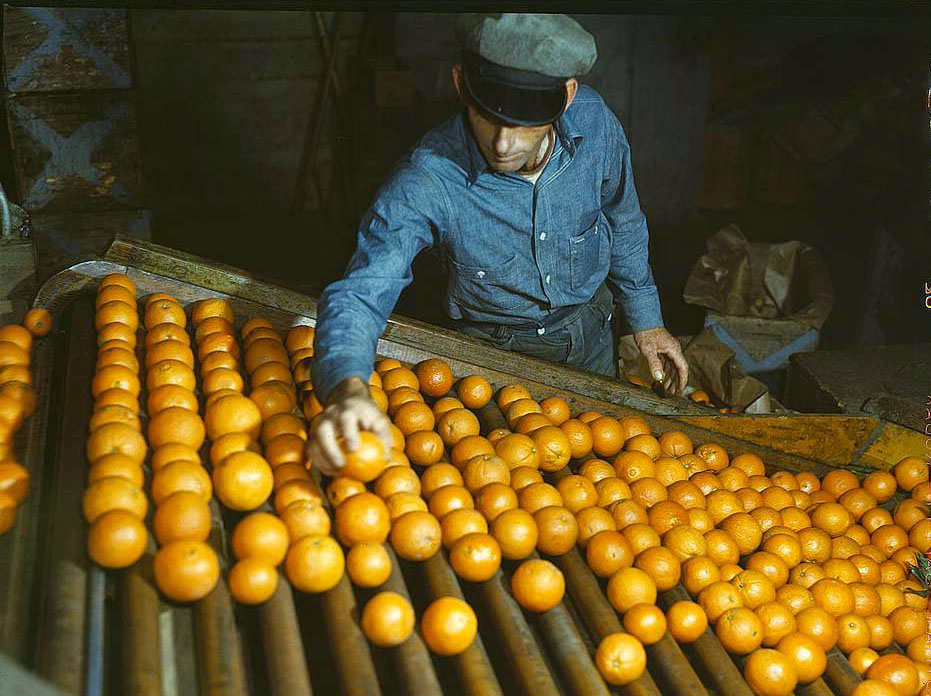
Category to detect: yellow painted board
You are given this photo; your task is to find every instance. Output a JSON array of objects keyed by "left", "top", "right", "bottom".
[
  {"left": 674, "top": 415, "right": 880, "bottom": 468},
  {"left": 855, "top": 422, "right": 927, "bottom": 471}
]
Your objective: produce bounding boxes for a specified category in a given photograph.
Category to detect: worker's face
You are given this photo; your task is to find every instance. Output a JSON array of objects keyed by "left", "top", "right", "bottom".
[{"left": 452, "top": 65, "right": 576, "bottom": 173}]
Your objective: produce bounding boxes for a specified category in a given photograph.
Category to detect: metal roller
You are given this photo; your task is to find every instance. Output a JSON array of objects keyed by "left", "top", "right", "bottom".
[
  {"left": 475, "top": 568, "right": 562, "bottom": 696},
  {"left": 194, "top": 576, "right": 249, "bottom": 696},
  {"left": 258, "top": 575, "right": 314, "bottom": 696},
  {"left": 120, "top": 548, "right": 163, "bottom": 696},
  {"left": 822, "top": 648, "right": 863, "bottom": 696},
  {"left": 420, "top": 554, "right": 504, "bottom": 696}
]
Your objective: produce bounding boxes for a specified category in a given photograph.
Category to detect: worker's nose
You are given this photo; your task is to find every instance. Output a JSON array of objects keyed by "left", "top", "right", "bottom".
[{"left": 492, "top": 127, "right": 515, "bottom": 157}]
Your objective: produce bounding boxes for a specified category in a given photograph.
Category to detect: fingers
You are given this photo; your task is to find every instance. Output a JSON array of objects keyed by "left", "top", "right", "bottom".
[
  {"left": 640, "top": 344, "right": 664, "bottom": 384},
  {"left": 358, "top": 407, "right": 394, "bottom": 453},
  {"left": 340, "top": 409, "right": 361, "bottom": 452},
  {"left": 314, "top": 417, "right": 344, "bottom": 473},
  {"left": 670, "top": 348, "right": 690, "bottom": 395}
]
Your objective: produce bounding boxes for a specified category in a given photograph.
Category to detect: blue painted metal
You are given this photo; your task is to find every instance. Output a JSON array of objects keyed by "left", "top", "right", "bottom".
[
  {"left": 5, "top": 8, "right": 130, "bottom": 92},
  {"left": 7, "top": 99, "right": 131, "bottom": 209},
  {"left": 705, "top": 314, "right": 819, "bottom": 373}
]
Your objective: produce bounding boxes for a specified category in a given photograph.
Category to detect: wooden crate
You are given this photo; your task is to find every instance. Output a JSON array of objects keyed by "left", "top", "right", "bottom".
[
  {"left": 2, "top": 7, "right": 131, "bottom": 93},
  {"left": 4, "top": 91, "right": 144, "bottom": 214}
]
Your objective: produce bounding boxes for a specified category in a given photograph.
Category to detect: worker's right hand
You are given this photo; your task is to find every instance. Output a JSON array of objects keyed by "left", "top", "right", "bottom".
[{"left": 306, "top": 376, "right": 393, "bottom": 477}]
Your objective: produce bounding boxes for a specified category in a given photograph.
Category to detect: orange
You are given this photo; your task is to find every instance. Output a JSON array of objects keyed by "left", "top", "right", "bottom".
[
  {"left": 596, "top": 477, "right": 631, "bottom": 508},
  {"left": 796, "top": 606, "right": 839, "bottom": 651},
  {"left": 88, "top": 404, "right": 140, "bottom": 433},
  {"left": 152, "top": 461, "right": 212, "bottom": 504},
  {"left": 866, "top": 654, "right": 920, "bottom": 696},
  {"left": 283, "top": 325, "right": 315, "bottom": 353},
  {"left": 539, "top": 396, "right": 570, "bottom": 425},
  {"left": 250, "top": 361, "right": 292, "bottom": 388},
  {"left": 213, "top": 451, "right": 273, "bottom": 511},
  {"left": 441, "top": 508, "right": 488, "bottom": 549},
  {"left": 230, "top": 512, "right": 289, "bottom": 565},
  {"left": 862, "top": 508, "right": 895, "bottom": 535},
  {"left": 635, "top": 546, "right": 681, "bottom": 591},
  {"left": 894, "top": 500, "right": 929, "bottom": 531},
  {"left": 655, "top": 457, "right": 690, "bottom": 487},
  {"left": 623, "top": 603, "right": 667, "bottom": 645},
  {"left": 850, "top": 582, "right": 882, "bottom": 617},
  {"left": 560, "top": 419, "right": 594, "bottom": 460},
  {"left": 449, "top": 532, "right": 501, "bottom": 582},
  {"left": 387, "top": 386, "right": 424, "bottom": 414},
  {"left": 280, "top": 499, "right": 331, "bottom": 542},
  {"left": 777, "top": 584, "right": 815, "bottom": 616},
  {"left": 810, "top": 577, "right": 855, "bottom": 616},
  {"left": 264, "top": 433, "right": 306, "bottom": 468},
  {"left": 611, "top": 499, "right": 649, "bottom": 530},
  {"left": 586, "top": 530, "right": 634, "bottom": 578},
  {"left": 85, "top": 420, "right": 148, "bottom": 465},
  {"left": 99, "top": 273, "right": 137, "bottom": 295},
  {"left": 431, "top": 396, "right": 464, "bottom": 418},
  {"left": 688, "top": 508, "right": 715, "bottom": 533},
  {"left": 153, "top": 491, "right": 211, "bottom": 544},
  {"left": 864, "top": 471, "right": 899, "bottom": 503},
  {"left": 474, "top": 482, "right": 518, "bottom": 522},
  {"left": 414, "top": 358, "right": 453, "bottom": 397},
  {"left": 429, "top": 484, "right": 474, "bottom": 520},
  {"left": 209, "top": 432, "right": 259, "bottom": 467},
  {"left": 151, "top": 443, "right": 201, "bottom": 471},
  {"left": 20, "top": 308, "right": 52, "bottom": 338},
  {"left": 606, "top": 567, "right": 656, "bottom": 613},
  {"left": 823, "top": 557, "right": 861, "bottom": 582},
  {"left": 97, "top": 324, "right": 137, "bottom": 349},
  {"left": 204, "top": 394, "right": 262, "bottom": 440},
  {"left": 393, "top": 401, "right": 435, "bottom": 437},
  {"left": 694, "top": 442, "right": 729, "bottom": 470},
  {"left": 666, "top": 600, "right": 708, "bottom": 643},
  {"left": 374, "top": 357, "right": 402, "bottom": 374},
  {"left": 229, "top": 557, "right": 278, "bottom": 605},
  {"left": 197, "top": 332, "right": 241, "bottom": 362},
  {"left": 509, "top": 466, "right": 543, "bottom": 491},
  {"left": 720, "top": 512, "right": 763, "bottom": 555},
  {"left": 244, "top": 327, "right": 283, "bottom": 350},
  {"left": 595, "top": 632, "right": 646, "bottom": 686},
  {"left": 95, "top": 301, "right": 138, "bottom": 333},
  {"left": 666, "top": 480, "right": 705, "bottom": 510},
  {"left": 533, "top": 505, "right": 578, "bottom": 556},
  {"left": 811, "top": 502, "right": 853, "bottom": 537},
  {"left": 240, "top": 316, "right": 274, "bottom": 339},
  {"left": 437, "top": 408, "right": 480, "bottom": 447},
  {"left": 531, "top": 426, "right": 572, "bottom": 472},
  {"left": 243, "top": 338, "right": 289, "bottom": 375},
  {"left": 86, "top": 453, "right": 143, "bottom": 489},
  {"left": 405, "top": 430, "right": 445, "bottom": 466},
  {"left": 360, "top": 591, "right": 415, "bottom": 648},
  {"left": 746, "top": 551, "right": 789, "bottom": 588},
  {"left": 154, "top": 540, "right": 219, "bottom": 602},
  {"left": 893, "top": 457, "right": 928, "bottom": 492},
  {"left": 144, "top": 299, "right": 186, "bottom": 330},
  {"left": 492, "top": 508, "right": 538, "bottom": 560},
  {"left": 189, "top": 298, "right": 233, "bottom": 326},
  {"left": 147, "top": 407, "right": 205, "bottom": 451},
  {"left": 871, "top": 524, "right": 909, "bottom": 557},
  {"left": 95, "top": 285, "right": 137, "bottom": 310},
  {"left": 866, "top": 614, "right": 894, "bottom": 650},
  {"left": 262, "top": 412, "right": 307, "bottom": 444},
  {"left": 449, "top": 435, "right": 495, "bottom": 469},
  {"left": 716, "top": 606, "right": 764, "bottom": 654},
  {"left": 732, "top": 569, "right": 776, "bottom": 609},
  {"left": 621, "top": 523, "right": 660, "bottom": 556},
  {"left": 613, "top": 451, "right": 655, "bottom": 483},
  {"left": 249, "top": 381, "right": 296, "bottom": 421},
  {"left": 836, "top": 613, "right": 871, "bottom": 654},
  {"left": 201, "top": 367, "right": 244, "bottom": 395},
  {"left": 494, "top": 433, "right": 539, "bottom": 470},
  {"left": 420, "top": 596, "right": 477, "bottom": 656},
  {"left": 496, "top": 383, "right": 532, "bottom": 411},
  {"left": 90, "top": 365, "right": 140, "bottom": 400},
  {"left": 849, "top": 647, "right": 881, "bottom": 676},
  {"left": 285, "top": 534, "right": 344, "bottom": 593},
  {"left": 420, "top": 463, "right": 464, "bottom": 498},
  {"left": 743, "top": 648, "right": 797, "bottom": 696},
  {"left": 657, "top": 430, "right": 693, "bottom": 457},
  {"left": 554, "top": 475, "right": 596, "bottom": 514},
  {"left": 590, "top": 417, "right": 625, "bottom": 457},
  {"left": 681, "top": 556, "right": 721, "bottom": 596},
  {"left": 729, "top": 452, "right": 764, "bottom": 476},
  {"left": 374, "top": 466, "right": 421, "bottom": 499},
  {"left": 461, "top": 454, "right": 510, "bottom": 493},
  {"left": 908, "top": 518, "right": 931, "bottom": 552},
  {"left": 906, "top": 634, "right": 931, "bottom": 664},
  {"left": 663, "top": 524, "right": 707, "bottom": 562},
  {"left": 852, "top": 682, "right": 901, "bottom": 696},
  {"left": 146, "top": 322, "right": 189, "bottom": 348},
  {"left": 704, "top": 529, "right": 740, "bottom": 567},
  {"left": 146, "top": 359, "right": 196, "bottom": 392},
  {"left": 576, "top": 506, "right": 615, "bottom": 547},
  {"left": 346, "top": 543, "right": 392, "bottom": 588},
  {"left": 389, "top": 510, "right": 442, "bottom": 561},
  {"left": 518, "top": 482, "right": 562, "bottom": 514},
  {"left": 380, "top": 367, "right": 419, "bottom": 393},
  {"left": 194, "top": 317, "right": 234, "bottom": 344},
  {"left": 889, "top": 606, "right": 924, "bottom": 646},
  {"left": 510, "top": 558, "right": 564, "bottom": 612},
  {"left": 86, "top": 509, "right": 148, "bottom": 568},
  {"left": 451, "top": 375, "right": 491, "bottom": 410}
]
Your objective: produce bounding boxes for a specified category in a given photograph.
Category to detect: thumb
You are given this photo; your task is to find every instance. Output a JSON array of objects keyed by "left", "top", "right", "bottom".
[{"left": 640, "top": 344, "right": 664, "bottom": 382}]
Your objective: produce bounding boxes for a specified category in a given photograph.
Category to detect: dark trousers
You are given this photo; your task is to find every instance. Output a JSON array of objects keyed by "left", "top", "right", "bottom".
[{"left": 454, "top": 284, "right": 617, "bottom": 378}]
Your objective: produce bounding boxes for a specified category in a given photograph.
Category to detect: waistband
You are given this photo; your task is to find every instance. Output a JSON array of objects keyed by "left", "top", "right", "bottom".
[{"left": 456, "top": 284, "right": 611, "bottom": 339}]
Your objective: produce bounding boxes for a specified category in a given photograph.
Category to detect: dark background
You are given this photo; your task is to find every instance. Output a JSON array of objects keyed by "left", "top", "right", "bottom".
[{"left": 3, "top": 10, "right": 930, "bottom": 348}]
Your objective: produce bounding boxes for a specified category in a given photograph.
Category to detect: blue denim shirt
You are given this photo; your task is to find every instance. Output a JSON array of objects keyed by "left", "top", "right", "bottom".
[{"left": 312, "top": 85, "right": 663, "bottom": 401}]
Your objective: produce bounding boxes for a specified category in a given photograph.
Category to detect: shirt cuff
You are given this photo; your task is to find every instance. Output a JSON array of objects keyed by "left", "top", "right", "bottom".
[
  {"left": 311, "top": 354, "right": 373, "bottom": 405},
  {"left": 618, "top": 289, "right": 664, "bottom": 333}
]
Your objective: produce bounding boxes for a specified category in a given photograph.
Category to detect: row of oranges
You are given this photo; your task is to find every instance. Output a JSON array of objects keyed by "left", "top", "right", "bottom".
[{"left": 0, "top": 311, "right": 47, "bottom": 534}]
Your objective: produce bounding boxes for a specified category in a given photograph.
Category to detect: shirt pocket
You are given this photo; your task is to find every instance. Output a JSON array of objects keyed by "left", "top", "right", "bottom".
[
  {"left": 569, "top": 214, "right": 609, "bottom": 290},
  {"left": 448, "top": 254, "right": 523, "bottom": 311}
]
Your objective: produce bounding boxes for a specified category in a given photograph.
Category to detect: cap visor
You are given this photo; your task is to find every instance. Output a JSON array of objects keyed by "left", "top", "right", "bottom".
[{"left": 463, "top": 70, "right": 566, "bottom": 127}]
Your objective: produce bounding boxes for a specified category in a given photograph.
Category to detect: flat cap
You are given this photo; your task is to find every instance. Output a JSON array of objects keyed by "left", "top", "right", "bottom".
[
  {"left": 456, "top": 13, "right": 597, "bottom": 79},
  {"left": 455, "top": 13, "right": 597, "bottom": 126}
]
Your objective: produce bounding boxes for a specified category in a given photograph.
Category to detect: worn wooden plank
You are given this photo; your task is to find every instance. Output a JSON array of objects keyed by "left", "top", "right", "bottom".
[
  {"left": 853, "top": 422, "right": 926, "bottom": 471},
  {"left": 6, "top": 92, "right": 143, "bottom": 213},
  {"left": 2, "top": 7, "right": 131, "bottom": 93},
  {"left": 673, "top": 414, "right": 881, "bottom": 468}
]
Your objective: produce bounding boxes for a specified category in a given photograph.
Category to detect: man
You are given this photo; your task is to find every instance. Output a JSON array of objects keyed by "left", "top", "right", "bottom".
[{"left": 309, "top": 14, "right": 688, "bottom": 472}]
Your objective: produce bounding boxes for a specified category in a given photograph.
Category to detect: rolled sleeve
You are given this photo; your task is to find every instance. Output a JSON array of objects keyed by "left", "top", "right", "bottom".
[
  {"left": 312, "top": 165, "right": 442, "bottom": 402},
  {"left": 601, "top": 114, "right": 664, "bottom": 333}
]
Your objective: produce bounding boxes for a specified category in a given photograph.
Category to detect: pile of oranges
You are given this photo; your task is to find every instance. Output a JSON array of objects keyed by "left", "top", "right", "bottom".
[
  {"left": 0, "top": 310, "right": 46, "bottom": 534},
  {"left": 74, "top": 279, "right": 929, "bottom": 693}
]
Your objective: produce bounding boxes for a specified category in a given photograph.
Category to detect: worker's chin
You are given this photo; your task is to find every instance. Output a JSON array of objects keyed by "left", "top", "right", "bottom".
[{"left": 487, "top": 154, "right": 527, "bottom": 173}]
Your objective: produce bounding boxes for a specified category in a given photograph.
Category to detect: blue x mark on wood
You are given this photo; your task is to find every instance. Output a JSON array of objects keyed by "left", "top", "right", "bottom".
[
  {"left": 5, "top": 8, "right": 130, "bottom": 92},
  {"left": 9, "top": 99, "right": 133, "bottom": 209}
]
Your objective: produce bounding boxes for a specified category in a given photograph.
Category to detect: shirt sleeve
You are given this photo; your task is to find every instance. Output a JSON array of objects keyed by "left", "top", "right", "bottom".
[
  {"left": 600, "top": 110, "right": 665, "bottom": 333},
  {"left": 311, "top": 164, "right": 442, "bottom": 402}
]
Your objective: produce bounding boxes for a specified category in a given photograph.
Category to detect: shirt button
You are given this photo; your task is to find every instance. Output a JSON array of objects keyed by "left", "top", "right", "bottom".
[
  {"left": 545, "top": 274, "right": 551, "bottom": 284},
  {"left": 539, "top": 232, "right": 546, "bottom": 241},
  {"left": 476, "top": 270, "right": 485, "bottom": 278},
  {"left": 537, "top": 327, "right": 545, "bottom": 335}
]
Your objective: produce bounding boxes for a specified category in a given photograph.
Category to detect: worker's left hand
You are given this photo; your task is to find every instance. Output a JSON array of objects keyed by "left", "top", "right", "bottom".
[{"left": 633, "top": 327, "right": 689, "bottom": 395}]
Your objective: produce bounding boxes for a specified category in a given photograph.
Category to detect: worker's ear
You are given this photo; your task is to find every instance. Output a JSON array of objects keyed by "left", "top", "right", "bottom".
[
  {"left": 563, "top": 78, "right": 579, "bottom": 113},
  {"left": 451, "top": 64, "right": 464, "bottom": 99}
]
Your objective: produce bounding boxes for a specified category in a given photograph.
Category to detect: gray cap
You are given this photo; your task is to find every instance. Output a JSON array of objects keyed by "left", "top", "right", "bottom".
[
  {"left": 455, "top": 13, "right": 597, "bottom": 126},
  {"left": 456, "top": 13, "right": 597, "bottom": 79}
]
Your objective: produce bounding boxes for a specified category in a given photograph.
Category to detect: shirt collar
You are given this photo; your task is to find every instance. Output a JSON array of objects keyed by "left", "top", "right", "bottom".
[{"left": 463, "top": 108, "right": 584, "bottom": 187}]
